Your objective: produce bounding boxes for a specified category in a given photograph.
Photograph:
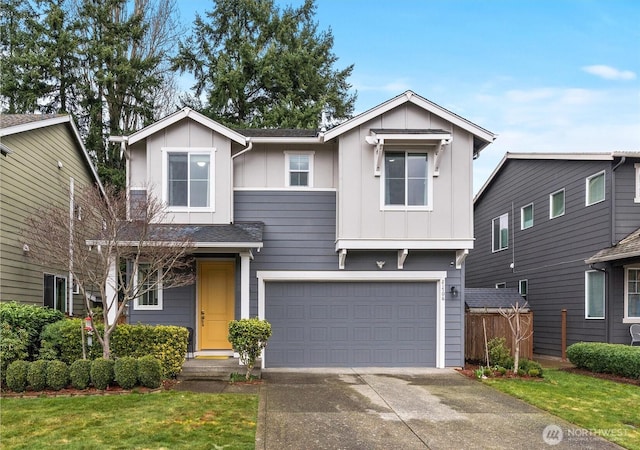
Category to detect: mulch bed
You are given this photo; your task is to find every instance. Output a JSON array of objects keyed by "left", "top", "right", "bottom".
[{"left": 0, "top": 379, "right": 177, "bottom": 398}]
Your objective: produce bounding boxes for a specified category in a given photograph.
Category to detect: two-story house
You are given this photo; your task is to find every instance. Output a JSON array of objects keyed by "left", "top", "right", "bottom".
[
  {"left": 119, "top": 91, "right": 496, "bottom": 368},
  {"left": 467, "top": 152, "right": 640, "bottom": 357},
  {"left": 0, "top": 114, "right": 103, "bottom": 314}
]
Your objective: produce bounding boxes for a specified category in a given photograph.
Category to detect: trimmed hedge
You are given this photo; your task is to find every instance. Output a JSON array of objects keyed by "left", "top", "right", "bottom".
[
  {"left": 0, "top": 301, "right": 64, "bottom": 359},
  {"left": 137, "top": 355, "right": 162, "bottom": 389},
  {"left": 114, "top": 357, "right": 138, "bottom": 390},
  {"left": 0, "top": 322, "right": 28, "bottom": 383},
  {"left": 39, "top": 318, "right": 102, "bottom": 363},
  {"left": 5, "top": 360, "right": 29, "bottom": 392},
  {"left": 27, "top": 360, "right": 48, "bottom": 391},
  {"left": 566, "top": 342, "right": 640, "bottom": 379},
  {"left": 70, "top": 359, "right": 92, "bottom": 390},
  {"left": 46, "top": 360, "right": 69, "bottom": 391},
  {"left": 91, "top": 358, "right": 114, "bottom": 390}
]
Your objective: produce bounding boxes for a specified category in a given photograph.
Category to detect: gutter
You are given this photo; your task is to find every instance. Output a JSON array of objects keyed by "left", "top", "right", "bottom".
[
  {"left": 611, "top": 156, "right": 626, "bottom": 246},
  {"left": 230, "top": 138, "right": 253, "bottom": 223}
]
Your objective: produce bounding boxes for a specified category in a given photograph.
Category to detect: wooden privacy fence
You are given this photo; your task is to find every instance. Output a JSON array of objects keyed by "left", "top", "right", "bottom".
[{"left": 465, "top": 312, "right": 534, "bottom": 363}]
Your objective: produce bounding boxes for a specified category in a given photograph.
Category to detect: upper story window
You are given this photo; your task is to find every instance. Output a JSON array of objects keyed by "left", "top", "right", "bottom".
[
  {"left": 285, "top": 152, "right": 314, "bottom": 187},
  {"left": 585, "top": 270, "right": 605, "bottom": 319},
  {"left": 383, "top": 151, "right": 430, "bottom": 209},
  {"left": 521, "top": 203, "right": 534, "bottom": 230},
  {"left": 549, "top": 189, "right": 565, "bottom": 219},
  {"left": 163, "top": 148, "right": 214, "bottom": 210},
  {"left": 492, "top": 213, "right": 508, "bottom": 252},
  {"left": 624, "top": 266, "right": 640, "bottom": 323},
  {"left": 586, "top": 171, "right": 605, "bottom": 206},
  {"left": 635, "top": 164, "right": 640, "bottom": 203}
]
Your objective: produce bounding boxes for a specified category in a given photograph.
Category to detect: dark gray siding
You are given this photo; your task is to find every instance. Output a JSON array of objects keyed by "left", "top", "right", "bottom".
[
  {"left": 128, "top": 284, "right": 195, "bottom": 329},
  {"left": 612, "top": 159, "right": 640, "bottom": 242},
  {"left": 467, "top": 159, "right": 614, "bottom": 356}
]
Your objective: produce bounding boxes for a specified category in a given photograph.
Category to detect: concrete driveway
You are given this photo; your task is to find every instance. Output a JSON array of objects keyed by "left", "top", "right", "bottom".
[{"left": 256, "top": 368, "right": 621, "bottom": 450}]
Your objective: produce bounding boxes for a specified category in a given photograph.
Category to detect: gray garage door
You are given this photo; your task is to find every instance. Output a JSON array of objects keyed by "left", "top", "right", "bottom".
[{"left": 265, "top": 281, "right": 437, "bottom": 367}]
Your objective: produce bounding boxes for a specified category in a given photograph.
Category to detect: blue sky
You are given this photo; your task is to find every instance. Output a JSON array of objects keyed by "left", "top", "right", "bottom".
[{"left": 178, "top": 0, "right": 640, "bottom": 193}]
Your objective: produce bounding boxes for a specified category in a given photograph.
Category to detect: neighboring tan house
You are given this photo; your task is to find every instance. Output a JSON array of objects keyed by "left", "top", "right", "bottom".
[
  {"left": 118, "top": 91, "right": 496, "bottom": 368},
  {"left": 0, "top": 114, "right": 102, "bottom": 315},
  {"left": 467, "top": 152, "right": 640, "bottom": 357}
]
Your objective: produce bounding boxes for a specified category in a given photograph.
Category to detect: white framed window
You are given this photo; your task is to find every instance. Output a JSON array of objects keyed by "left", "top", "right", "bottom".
[
  {"left": 634, "top": 163, "right": 640, "bottom": 203},
  {"left": 492, "top": 213, "right": 509, "bottom": 252},
  {"left": 162, "top": 148, "right": 215, "bottom": 210},
  {"left": 284, "top": 151, "right": 314, "bottom": 187},
  {"left": 624, "top": 266, "right": 640, "bottom": 323},
  {"left": 586, "top": 171, "right": 605, "bottom": 206},
  {"left": 585, "top": 270, "right": 605, "bottom": 319},
  {"left": 519, "top": 279, "right": 528, "bottom": 299},
  {"left": 382, "top": 150, "right": 432, "bottom": 210},
  {"left": 550, "top": 189, "right": 565, "bottom": 219},
  {"left": 133, "top": 264, "right": 163, "bottom": 311},
  {"left": 44, "top": 274, "right": 67, "bottom": 313},
  {"left": 521, "top": 203, "right": 534, "bottom": 230},
  {"left": 495, "top": 282, "right": 506, "bottom": 288}
]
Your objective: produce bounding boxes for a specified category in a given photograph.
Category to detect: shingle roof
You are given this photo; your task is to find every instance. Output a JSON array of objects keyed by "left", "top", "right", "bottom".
[
  {"left": 465, "top": 288, "right": 528, "bottom": 310},
  {"left": 0, "top": 114, "right": 65, "bottom": 129},
  {"left": 586, "top": 227, "right": 640, "bottom": 263},
  {"left": 113, "top": 222, "right": 264, "bottom": 245}
]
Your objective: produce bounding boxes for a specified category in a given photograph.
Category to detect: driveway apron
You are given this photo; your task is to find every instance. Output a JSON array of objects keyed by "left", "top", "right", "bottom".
[{"left": 256, "top": 369, "right": 622, "bottom": 450}]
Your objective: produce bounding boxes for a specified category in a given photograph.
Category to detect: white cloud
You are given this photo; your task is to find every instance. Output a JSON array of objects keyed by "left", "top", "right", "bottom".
[
  {"left": 582, "top": 65, "right": 636, "bottom": 81},
  {"left": 506, "top": 88, "right": 555, "bottom": 103}
]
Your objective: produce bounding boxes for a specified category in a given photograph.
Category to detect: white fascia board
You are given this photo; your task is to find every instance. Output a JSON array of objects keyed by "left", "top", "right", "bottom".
[
  {"left": 371, "top": 132, "right": 452, "bottom": 142},
  {"left": 0, "top": 115, "right": 70, "bottom": 137},
  {"left": 192, "top": 242, "right": 263, "bottom": 249},
  {"left": 127, "top": 108, "right": 246, "bottom": 146},
  {"left": 246, "top": 136, "right": 322, "bottom": 144},
  {"left": 335, "top": 239, "right": 474, "bottom": 251}
]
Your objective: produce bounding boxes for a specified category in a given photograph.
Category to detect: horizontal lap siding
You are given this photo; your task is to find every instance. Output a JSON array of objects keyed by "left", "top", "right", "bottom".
[{"left": 128, "top": 284, "right": 195, "bottom": 329}]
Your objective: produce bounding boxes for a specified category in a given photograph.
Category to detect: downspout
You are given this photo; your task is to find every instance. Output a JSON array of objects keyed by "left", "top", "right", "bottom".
[
  {"left": 606, "top": 156, "right": 625, "bottom": 343},
  {"left": 230, "top": 138, "right": 252, "bottom": 223}
]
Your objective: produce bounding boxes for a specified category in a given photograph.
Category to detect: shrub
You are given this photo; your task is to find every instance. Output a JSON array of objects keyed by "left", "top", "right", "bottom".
[
  {"left": 46, "top": 360, "right": 69, "bottom": 390},
  {"left": 228, "top": 318, "right": 272, "bottom": 380},
  {"left": 567, "top": 342, "right": 640, "bottom": 379},
  {"left": 497, "top": 367, "right": 507, "bottom": 376},
  {"left": 91, "top": 359, "right": 114, "bottom": 390},
  {"left": 0, "top": 323, "right": 29, "bottom": 384},
  {"left": 487, "top": 337, "right": 513, "bottom": 369},
  {"left": 5, "top": 360, "right": 29, "bottom": 392},
  {"left": 528, "top": 369, "right": 541, "bottom": 378},
  {"left": 27, "top": 360, "right": 49, "bottom": 391},
  {"left": 137, "top": 356, "right": 162, "bottom": 389},
  {"left": 114, "top": 357, "right": 138, "bottom": 389},
  {"left": 519, "top": 359, "right": 543, "bottom": 376},
  {"left": 0, "top": 302, "right": 64, "bottom": 359},
  {"left": 40, "top": 318, "right": 102, "bottom": 364},
  {"left": 69, "top": 359, "right": 92, "bottom": 390}
]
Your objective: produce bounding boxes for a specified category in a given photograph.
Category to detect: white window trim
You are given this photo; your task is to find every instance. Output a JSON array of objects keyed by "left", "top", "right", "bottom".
[
  {"left": 380, "top": 149, "right": 433, "bottom": 211},
  {"left": 585, "top": 170, "right": 605, "bottom": 206},
  {"left": 284, "top": 151, "right": 314, "bottom": 188},
  {"left": 161, "top": 147, "right": 216, "bottom": 212},
  {"left": 492, "top": 213, "right": 509, "bottom": 253},
  {"left": 44, "top": 273, "right": 68, "bottom": 313},
  {"left": 495, "top": 282, "right": 506, "bottom": 288},
  {"left": 549, "top": 188, "right": 565, "bottom": 219},
  {"left": 519, "top": 279, "right": 528, "bottom": 298},
  {"left": 520, "top": 203, "right": 534, "bottom": 230},
  {"left": 585, "top": 270, "right": 605, "bottom": 320},
  {"left": 623, "top": 265, "right": 640, "bottom": 323},
  {"left": 634, "top": 163, "right": 640, "bottom": 203},
  {"left": 133, "top": 266, "right": 163, "bottom": 311}
]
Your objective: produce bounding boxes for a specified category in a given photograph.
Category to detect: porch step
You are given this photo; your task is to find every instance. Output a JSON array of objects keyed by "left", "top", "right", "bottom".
[{"left": 178, "top": 358, "right": 261, "bottom": 381}]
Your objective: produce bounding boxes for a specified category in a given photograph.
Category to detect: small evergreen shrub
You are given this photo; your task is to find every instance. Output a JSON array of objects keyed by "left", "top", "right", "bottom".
[
  {"left": 137, "top": 356, "right": 162, "bottom": 389},
  {"left": 487, "top": 337, "right": 514, "bottom": 369},
  {"left": 39, "top": 318, "right": 102, "bottom": 364},
  {"left": 46, "top": 360, "right": 69, "bottom": 391},
  {"left": 114, "top": 357, "right": 138, "bottom": 389},
  {"left": 69, "top": 359, "right": 92, "bottom": 390},
  {"left": 91, "top": 358, "right": 114, "bottom": 390},
  {"left": 27, "top": 360, "right": 48, "bottom": 391},
  {"left": 0, "top": 323, "right": 28, "bottom": 383},
  {"left": 528, "top": 369, "right": 541, "bottom": 378},
  {"left": 228, "top": 318, "right": 272, "bottom": 380},
  {"left": 518, "top": 359, "right": 543, "bottom": 376},
  {"left": 5, "top": 360, "right": 29, "bottom": 392},
  {"left": 0, "top": 301, "right": 64, "bottom": 359},
  {"left": 567, "top": 342, "right": 640, "bottom": 379}
]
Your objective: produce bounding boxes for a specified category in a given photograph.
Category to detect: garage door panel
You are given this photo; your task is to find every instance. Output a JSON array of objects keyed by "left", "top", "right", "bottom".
[{"left": 265, "top": 281, "right": 437, "bottom": 367}]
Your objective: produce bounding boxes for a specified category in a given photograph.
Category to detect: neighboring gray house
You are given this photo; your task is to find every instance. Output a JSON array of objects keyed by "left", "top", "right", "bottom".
[
  {"left": 467, "top": 152, "right": 640, "bottom": 357},
  {"left": 119, "top": 91, "right": 496, "bottom": 368}
]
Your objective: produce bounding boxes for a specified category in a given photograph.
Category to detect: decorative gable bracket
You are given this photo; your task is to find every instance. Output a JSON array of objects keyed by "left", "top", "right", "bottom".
[
  {"left": 433, "top": 139, "right": 451, "bottom": 177},
  {"left": 365, "top": 136, "right": 385, "bottom": 176}
]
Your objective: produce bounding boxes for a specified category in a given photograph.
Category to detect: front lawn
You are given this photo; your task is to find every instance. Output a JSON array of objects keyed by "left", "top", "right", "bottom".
[
  {"left": 0, "top": 391, "right": 258, "bottom": 449},
  {"left": 485, "top": 369, "right": 640, "bottom": 449}
]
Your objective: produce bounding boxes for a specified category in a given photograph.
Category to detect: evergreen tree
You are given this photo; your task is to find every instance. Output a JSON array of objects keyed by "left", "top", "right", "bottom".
[{"left": 173, "top": 0, "right": 355, "bottom": 129}]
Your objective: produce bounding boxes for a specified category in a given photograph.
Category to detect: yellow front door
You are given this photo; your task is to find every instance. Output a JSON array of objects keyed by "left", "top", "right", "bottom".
[{"left": 198, "top": 261, "right": 235, "bottom": 350}]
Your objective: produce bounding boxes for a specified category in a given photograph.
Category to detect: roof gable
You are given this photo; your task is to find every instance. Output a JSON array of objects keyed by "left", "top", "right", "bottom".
[
  {"left": 127, "top": 108, "right": 247, "bottom": 146},
  {"left": 323, "top": 90, "right": 496, "bottom": 152}
]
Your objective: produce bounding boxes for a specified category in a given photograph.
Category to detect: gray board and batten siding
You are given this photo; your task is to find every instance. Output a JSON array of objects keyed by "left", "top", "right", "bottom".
[{"left": 467, "top": 157, "right": 638, "bottom": 356}]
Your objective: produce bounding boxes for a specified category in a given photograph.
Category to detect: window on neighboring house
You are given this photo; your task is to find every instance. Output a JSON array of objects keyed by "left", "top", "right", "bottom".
[
  {"left": 285, "top": 152, "right": 314, "bottom": 187},
  {"left": 634, "top": 163, "right": 640, "bottom": 203},
  {"left": 134, "top": 264, "right": 162, "bottom": 310},
  {"left": 519, "top": 279, "right": 528, "bottom": 299},
  {"left": 492, "top": 213, "right": 509, "bottom": 252},
  {"left": 550, "top": 189, "right": 565, "bottom": 219},
  {"left": 625, "top": 266, "right": 640, "bottom": 322},
  {"left": 44, "top": 274, "right": 67, "bottom": 313},
  {"left": 521, "top": 203, "right": 534, "bottom": 230},
  {"left": 165, "top": 149, "right": 213, "bottom": 209},
  {"left": 383, "top": 151, "right": 430, "bottom": 208},
  {"left": 586, "top": 171, "right": 605, "bottom": 206},
  {"left": 585, "top": 270, "right": 605, "bottom": 319},
  {"left": 495, "top": 282, "right": 506, "bottom": 288}
]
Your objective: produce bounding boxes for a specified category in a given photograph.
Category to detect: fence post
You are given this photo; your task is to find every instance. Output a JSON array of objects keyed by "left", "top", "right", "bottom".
[{"left": 561, "top": 309, "right": 567, "bottom": 361}]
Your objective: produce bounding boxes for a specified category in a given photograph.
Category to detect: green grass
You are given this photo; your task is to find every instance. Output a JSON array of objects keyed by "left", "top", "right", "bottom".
[
  {"left": 0, "top": 391, "right": 258, "bottom": 449},
  {"left": 485, "top": 369, "right": 640, "bottom": 449}
]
